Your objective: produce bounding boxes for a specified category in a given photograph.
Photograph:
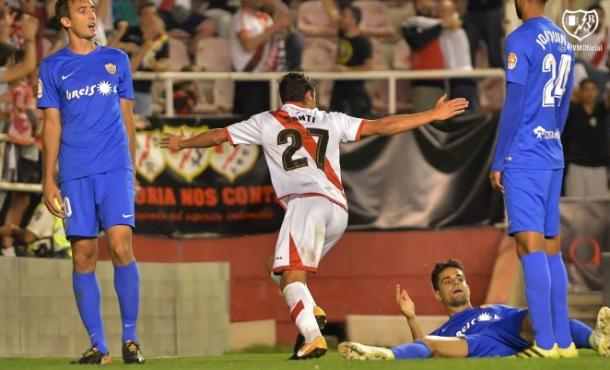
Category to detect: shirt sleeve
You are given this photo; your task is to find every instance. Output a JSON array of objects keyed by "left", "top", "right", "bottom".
[
  {"left": 360, "top": 37, "right": 373, "bottom": 60},
  {"left": 504, "top": 32, "right": 530, "bottom": 86},
  {"left": 119, "top": 51, "right": 135, "bottom": 100},
  {"left": 329, "top": 112, "right": 366, "bottom": 143},
  {"left": 491, "top": 82, "right": 526, "bottom": 171},
  {"left": 36, "top": 61, "right": 60, "bottom": 109},
  {"left": 225, "top": 114, "right": 263, "bottom": 145}
]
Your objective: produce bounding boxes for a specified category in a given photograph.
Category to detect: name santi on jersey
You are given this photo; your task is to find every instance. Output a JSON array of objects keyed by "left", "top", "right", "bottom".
[{"left": 66, "top": 81, "right": 117, "bottom": 100}]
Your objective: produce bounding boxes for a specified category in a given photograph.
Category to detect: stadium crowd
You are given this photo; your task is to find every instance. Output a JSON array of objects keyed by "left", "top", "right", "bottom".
[{"left": 0, "top": 0, "right": 608, "bottom": 258}]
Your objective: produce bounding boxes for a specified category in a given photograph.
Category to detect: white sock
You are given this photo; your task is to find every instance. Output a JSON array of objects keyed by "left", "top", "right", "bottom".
[
  {"left": 304, "top": 284, "right": 317, "bottom": 307},
  {"left": 282, "top": 282, "right": 321, "bottom": 343},
  {"left": 2, "top": 246, "right": 15, "bottom": 257}
]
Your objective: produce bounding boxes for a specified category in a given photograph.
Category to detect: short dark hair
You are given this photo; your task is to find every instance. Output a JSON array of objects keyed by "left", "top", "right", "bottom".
[
  {"left": 431, "top": 259, "right": 465, "bottom": 291},
  {"left": 55, "top": 0, "right": 71, "bottom": 21},
  {"left": 580, "top": 78, "right": 598, "bottom": 89},
  {"left": 279, "top": 72, "right": 316, "bottom": 104},
  {"left": 0, "top": 42, "right": 16, "bottom": 67},
  {"left": 343, "top": 5, "right": 362, "bottom": 25},
  {"left": 139, "top": 2, "right": 157, "bottom": 15}
]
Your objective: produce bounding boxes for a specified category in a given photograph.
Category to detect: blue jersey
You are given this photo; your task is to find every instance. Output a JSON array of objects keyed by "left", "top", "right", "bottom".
[
  {"left": 429, "top": 305, "right": 523, "bottom": 337},
  {"left": 37, "top": 46, "right": 134, "bottom": 183},
  {"left": 500, "top": 17, "right": 574, "bottom": 170}
]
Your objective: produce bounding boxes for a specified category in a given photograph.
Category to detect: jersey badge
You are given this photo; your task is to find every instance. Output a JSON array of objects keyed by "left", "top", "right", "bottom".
[
  {"left": 508, "top": 52, "right": 517, "bottom": 70},
  {"left": 105, "top": 63, "right": 117, "bottom": 75}
]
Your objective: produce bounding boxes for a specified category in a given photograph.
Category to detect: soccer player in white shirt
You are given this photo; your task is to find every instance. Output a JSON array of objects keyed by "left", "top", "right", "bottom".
[{"left": 160, "top": 72, "right": 468, "bottom": 359}]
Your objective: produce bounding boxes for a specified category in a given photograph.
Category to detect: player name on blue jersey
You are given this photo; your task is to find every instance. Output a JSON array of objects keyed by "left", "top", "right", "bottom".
[{"left": 535, "top": 29, "right": 571, "bottom": 50}]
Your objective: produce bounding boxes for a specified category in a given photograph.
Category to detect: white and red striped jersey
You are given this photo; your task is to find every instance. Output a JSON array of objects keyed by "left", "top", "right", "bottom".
[{"left": 224, "top": 103, "right": 365, "bottom": 210}]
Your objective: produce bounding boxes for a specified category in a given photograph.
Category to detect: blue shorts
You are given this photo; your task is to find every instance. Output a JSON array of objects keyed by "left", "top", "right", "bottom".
[
  {"left": 60, "top": 168, "right": 135, "bottom": 238},
  {"left": 466, "top": 309, "right": 530, "bottom": 357},
  {"left": 503, "top": 168, "right": 563, "bottom": 238}
]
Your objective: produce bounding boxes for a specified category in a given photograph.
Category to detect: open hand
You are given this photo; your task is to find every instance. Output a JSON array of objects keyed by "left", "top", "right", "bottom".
[
  {"left": 159, "top": 132, "right": 184, "bottom": 151},
  {"left": 433, "top": 94, "right": 469, "bottom": 120},
  {"left": 395, "top": 284, "right": 416, "bottom": 320}
]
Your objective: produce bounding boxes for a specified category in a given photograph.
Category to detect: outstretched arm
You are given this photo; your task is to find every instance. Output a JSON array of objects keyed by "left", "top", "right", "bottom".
[
  {"left": 396, "top": 284, "right": 425, "bottom": 340},
  {"left": 360, "top": 95, "right": 468, "bottom": 137},
  {"left": 160, "top": 128, "right": 228, "bottom": 150}
]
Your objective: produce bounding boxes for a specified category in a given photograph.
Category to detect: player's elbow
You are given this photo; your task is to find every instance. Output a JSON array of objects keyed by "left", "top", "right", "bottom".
[{"left": 361, "top": 119, "right": 393, "bottom": 137}]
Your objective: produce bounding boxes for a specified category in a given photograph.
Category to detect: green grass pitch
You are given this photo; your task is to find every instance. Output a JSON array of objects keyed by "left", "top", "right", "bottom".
[{"left": 1, "top": 350, "right": 608, "bottom": 370}]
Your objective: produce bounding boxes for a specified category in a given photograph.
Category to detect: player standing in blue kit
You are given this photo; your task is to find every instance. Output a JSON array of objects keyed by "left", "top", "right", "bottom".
[
  {"left": 489, "top": 0, "right": 575, "bottom": 358},
  {"left": 39, "top": 0, "right": 144, "bottom": 364}
]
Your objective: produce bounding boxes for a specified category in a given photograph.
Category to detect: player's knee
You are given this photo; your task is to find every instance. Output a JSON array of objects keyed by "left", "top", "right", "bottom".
[
  {"left": 514, "top": 232, "right": 545, "bottom": 255},
  {"left": 108, "top": 240, "right": 132, "bottom": 258},
  {"left": 72, "top": 249, "right": 97, "bottom": 272},
  {"left": 280, "top": 269, "right": 307, "bottom": 288},
  {"left": 420, "top": 338, "right": 436, "bottom": 351}
]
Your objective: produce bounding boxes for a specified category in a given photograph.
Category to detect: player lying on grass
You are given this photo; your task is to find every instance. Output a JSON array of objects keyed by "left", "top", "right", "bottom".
[
  {"left": 339, "top": 259, "right": 610, "bottom": 360},
  {"left": 161, "top": 72, "right": 468, "bottom": 359}
]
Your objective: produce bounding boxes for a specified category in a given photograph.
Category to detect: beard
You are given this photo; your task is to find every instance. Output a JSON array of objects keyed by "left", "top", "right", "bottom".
[
  {"left": 514, "top": 0, "right": 523, "bottom": 20},
  {"left": 448, "top": 295, "right": 470, "bottom": 307}
]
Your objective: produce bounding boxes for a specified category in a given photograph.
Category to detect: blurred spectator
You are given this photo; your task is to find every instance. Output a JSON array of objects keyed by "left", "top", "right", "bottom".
[
  {"left": 7, "top": 49, "right": 36, "bottom": 147},
  {"left": 0, "top": 200, "right": 71, "bottom": 258},
  {"left": 173, "top": 79, "right": 197, "bottom": 115},
  {"left": 401, "top": 0, "right": 446, "bottom": 111},
  {"left": 0, "top": 14, "right": 38, "bottom": 257},
  {"left": 157, "top": 0, "right": 219, "bottom": 55},
  {"left": 229, "top": 0, "right": 292, "bottom": 115},
  {"left": 200, "top": 0, "right": 237, "bottom": 38},
  {"left": 322, "top": 0, "right": 374, "bottom": 117},
  {"left": 112, "top": 0, "right": 140, "bottom": 27},
  {"left": 120, "top": 3, "right": 170, "bottom": 117},
  {"left": 438, "top": 0, "right": 477, "bottom": 109},
  {"left": 463, "top": 0, "right": 504, "bottom": 68},
  {"left": 563, "top": 79, "right": 610, "bottom": 198},
  {"left": 0, "top": 14, "right": 39, "bottom": 79}
]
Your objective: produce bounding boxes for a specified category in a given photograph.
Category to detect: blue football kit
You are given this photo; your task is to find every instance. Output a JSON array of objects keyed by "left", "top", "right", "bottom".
[
  {"left": 38, "top": 45, "right": 141, "bottom": 355},
  {"left": 492, "top": 17, "right": 574, "bottom": 237},
  {"left": 390, "top": 304, "right": 594, "bottom": 359},
  {"left": 38, "top": 45, "right": 135, "bottom": 237},
  {"left": 491, "top": 17, "right": 576, "bottom": 351},
  {"left": 429, "top": 305, "right": 530, "bottom": 357}
]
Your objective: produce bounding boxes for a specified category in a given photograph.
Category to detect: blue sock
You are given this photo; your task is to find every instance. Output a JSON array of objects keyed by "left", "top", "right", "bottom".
[
  {"left": 391, "top": 340, "right": 433, "bottom": 359},
  {"left": 114, "top": 261, "right": 140, "bottom": 343},
  {"left": 547, "top": 253, "right": 573, "bottom": 348},
  {"left": 569, "top": 319, "right": 593, "bottom": 349},
  {"left": 521, "top": 251, "right": 555, "bottom": 349},
  {"left": 72, "top": 271, "right": 108, "bottom": 354}
]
